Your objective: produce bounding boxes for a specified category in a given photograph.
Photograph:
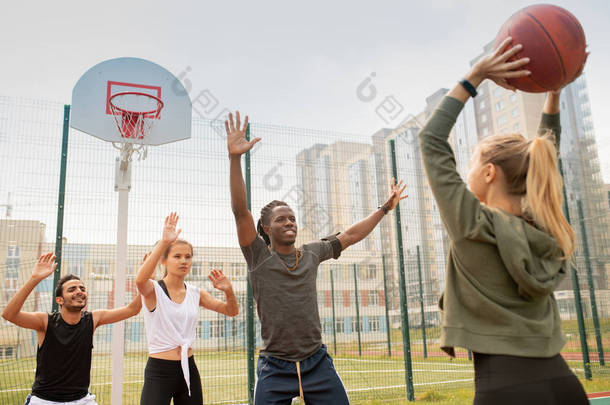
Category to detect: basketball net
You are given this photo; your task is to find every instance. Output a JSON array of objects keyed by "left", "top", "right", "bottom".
[{"left": 108, "top": 92, "right": 164, "bottom": 167}]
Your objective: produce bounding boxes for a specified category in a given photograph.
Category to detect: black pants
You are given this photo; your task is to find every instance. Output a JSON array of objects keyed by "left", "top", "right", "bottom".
[
  {"left": 473, "top": 352, "right": 588, "bottom": 405},
  {"left": 140, "top": 356, "right": 203, "bottom": 405}
]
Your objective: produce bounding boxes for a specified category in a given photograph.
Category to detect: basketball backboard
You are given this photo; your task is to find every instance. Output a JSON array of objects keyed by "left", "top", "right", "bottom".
[{"left": 70, "top": 57, "right": 191, "bottom": 145}]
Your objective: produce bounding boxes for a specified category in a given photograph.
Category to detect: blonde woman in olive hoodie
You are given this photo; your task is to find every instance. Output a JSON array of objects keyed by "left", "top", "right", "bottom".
[{"left": 419, "top": 37, "right": 588, "bottom": 404}]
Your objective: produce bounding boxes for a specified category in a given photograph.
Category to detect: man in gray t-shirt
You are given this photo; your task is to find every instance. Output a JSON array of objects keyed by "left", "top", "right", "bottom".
[{"left": 226, "top": 111, "right": 406, "bottom": 405}]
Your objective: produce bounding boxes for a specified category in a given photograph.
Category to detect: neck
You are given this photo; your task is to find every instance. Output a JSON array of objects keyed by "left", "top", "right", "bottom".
[
  {"left": 60, "top": 308, "right": 82, "bottom": 325},
  {"left": 485, "top": 188, "right": 522, "bottom": 216},
  {"left": 163, "top": 273, "right": 186, "bottom": 289},
  {"left": 270, "top": 242, "right": 296, "bottom": 255}
]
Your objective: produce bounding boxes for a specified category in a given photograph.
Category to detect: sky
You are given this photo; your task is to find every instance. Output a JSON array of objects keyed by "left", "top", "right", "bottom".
[{"left": 1, "top": 0, "right": 609, "bottom": 182}]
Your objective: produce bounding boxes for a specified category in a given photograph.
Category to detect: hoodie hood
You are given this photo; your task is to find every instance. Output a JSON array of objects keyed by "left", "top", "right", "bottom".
[{"left": 493, "top": 209, "right": 567, "bottom": 301}]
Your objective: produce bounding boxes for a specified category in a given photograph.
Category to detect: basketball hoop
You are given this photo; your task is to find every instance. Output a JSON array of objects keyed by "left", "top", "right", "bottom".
[{"left": 108, "top": 91, "right": 164, "bottom": 166}]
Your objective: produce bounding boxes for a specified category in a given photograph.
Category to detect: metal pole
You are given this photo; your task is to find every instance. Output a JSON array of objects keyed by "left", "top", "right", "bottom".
[
  {"left": 352, "top": 264, "right": 362, "bottom": 357},
  {"left": 559, "top": 160, "right": 591, "bottom": 379},
  {"left": 330, "top": 267, "right": 337, "bottom": 355},
  {"left": 577, "top": 199, "right": 605, "bottom": 366},
  {"left": 52, "top": 105, "right": 70, "bottom": 312},
  {"left": 390, "top": 139, "right": 415, "bottom": 401},
  {"left": 382, "top": 255, "right": 392, "bottom": 357},
  {"left": 245, "top": 123, "right": 255, "bottom": 404},
  {"left": 416, "top": 246, "right": 427, "bottom": 359},
  {"left": 111, "top": 157, "right": 130, "bottom": 405}
]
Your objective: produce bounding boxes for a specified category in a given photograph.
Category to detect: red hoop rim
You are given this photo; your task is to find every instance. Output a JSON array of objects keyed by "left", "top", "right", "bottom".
[{"left": 108, "top": 91, "right": 164, "bottom": 116}]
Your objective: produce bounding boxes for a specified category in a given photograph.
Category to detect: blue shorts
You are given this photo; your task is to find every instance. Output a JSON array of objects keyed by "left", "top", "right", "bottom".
[{"left": 254, "top": 344, "right": 350, "bottom": 405}]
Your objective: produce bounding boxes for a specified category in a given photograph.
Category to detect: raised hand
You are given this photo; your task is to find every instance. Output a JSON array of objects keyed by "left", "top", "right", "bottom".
[
  {"left": 225, "top": 111, "right": 261, "bottom": 156},
  {"left": 208, "top": 269, "right": 233, "bottom": 293},
  {"left": 32, "top": 253, "right": 57, "bottom": 281},
  {"left": 162, "top": 212, "right": 182, "bottom": 244},
  {"left": 469, "top": 36, "right": 531, "bottom": 91},
  {"left": 383, "top": 178, "right": 408, "bottom": 211}
]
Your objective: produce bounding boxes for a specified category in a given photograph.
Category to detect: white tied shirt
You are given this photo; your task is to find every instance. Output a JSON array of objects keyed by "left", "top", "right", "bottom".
[{"left": 142, "top": 280, "right": 200, "bottom": 395}]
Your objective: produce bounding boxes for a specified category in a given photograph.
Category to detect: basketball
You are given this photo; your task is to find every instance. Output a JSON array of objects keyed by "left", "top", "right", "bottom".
[{"left": 493, "top": 4, "right": 587, "bottom": 93}]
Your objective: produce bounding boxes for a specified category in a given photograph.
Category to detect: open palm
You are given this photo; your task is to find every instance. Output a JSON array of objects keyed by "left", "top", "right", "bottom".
[
  {"left": 32, "top": 253, "right": 57, "bottom": 281},
  {"left": 225, "top": 111, "right": 261, "bottom": 156},
  {"left": 162, "top": 212, "right": 182, "bottom": 243},
  {"left": 209, "top": 269, "right": 232, "bottom": 292}
]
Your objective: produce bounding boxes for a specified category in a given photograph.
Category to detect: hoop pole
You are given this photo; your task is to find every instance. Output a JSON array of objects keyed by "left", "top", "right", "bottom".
[
  {"left": 111, "top": 158, "right": 130, "bottom": 405},
  {"left": 52, "top": 105, "right": 70, "bottom": 312}
]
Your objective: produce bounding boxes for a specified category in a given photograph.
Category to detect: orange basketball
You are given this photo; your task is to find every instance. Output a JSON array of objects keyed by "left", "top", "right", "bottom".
[{"left": 494, "top": 4, "right": 587, "bottom": 93}]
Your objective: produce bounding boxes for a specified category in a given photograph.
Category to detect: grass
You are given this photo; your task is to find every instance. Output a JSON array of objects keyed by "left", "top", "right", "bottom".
[{"left": 1, "top": 348, "right": 608, "bottom": 404}]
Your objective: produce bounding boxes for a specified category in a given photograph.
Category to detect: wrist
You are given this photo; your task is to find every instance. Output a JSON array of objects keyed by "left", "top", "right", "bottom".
[{"left": 464, "top": 69, "right": 484, "bottom": 89}]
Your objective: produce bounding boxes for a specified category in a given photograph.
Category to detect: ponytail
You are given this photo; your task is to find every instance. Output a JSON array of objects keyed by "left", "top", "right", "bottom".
[
  {"left": 525, "top": 137, "right": 575, "bottom": 258},
  {"left": 257, "top": 217, "right": 271, "bottom": 246}
]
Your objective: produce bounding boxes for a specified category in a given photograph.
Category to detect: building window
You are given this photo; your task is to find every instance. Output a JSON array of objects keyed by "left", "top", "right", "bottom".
[
  {"left": 6, "top": 245, "right": 20, "bottom": 279},
  {"left": 335, "top": 319, "right": 345, "bottom": 333},
  {"left": 359, "top": 264, "right": 376, "bottom": 280},
  {"left": 369, "top": 317, "right": 380, "bottom": 332},
  {"left": 493, "top": 87, "right": 503, "bottom": 98},
  {"left": 497, "top": 114, "right": 507, "bottom": 126},
  {"left": 513, "top": 123, "right": 520, "bottom": 132},
  {"left": 482, "top": 127, "right": 489, "bottom": 136},
  {"left": 509, "top": 93, "right": 517, "bottom": 103},
  {"left": 229, "top": 262, "right": 245, "bottom": 279},
  {"left": 369, "top": 291, "right": 379, "bottom": 306},
  {"left": 191, "top": 262, "right": 203, "bottom": 277},
  {"left": 480, "top": 113, "right": 487, "bottom": 123},
  {"left": 479, "top": 100, "right": 486, "bottom": 109},
  {"left": 211, "top": 320, "right": 225, "bottom": 338},
  {"left": 351, "top": 318, "right": 361, "bottom": 333},
  {"left": 92, "top": 262, "right": 110, "bottom": 275},
  {"left": 512, "top": 107, "right": 519, "bottom": 117},
  {"left": 495, "top": 100, "right": 506, "bottom": 111}
]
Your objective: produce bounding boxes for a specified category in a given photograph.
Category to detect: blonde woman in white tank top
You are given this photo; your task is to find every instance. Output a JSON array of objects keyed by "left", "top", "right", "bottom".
[{"left": 136, "top": 212, "right": 239, "bottom": 405}]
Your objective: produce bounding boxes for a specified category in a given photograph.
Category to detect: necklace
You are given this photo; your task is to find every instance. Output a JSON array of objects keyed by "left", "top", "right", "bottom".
[{"left": 276, "top": 248, "right": 302, "bottom": 271}]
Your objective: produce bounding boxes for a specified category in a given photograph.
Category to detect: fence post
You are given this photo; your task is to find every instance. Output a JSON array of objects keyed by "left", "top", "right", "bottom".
[
  {"left": 352, "top": 264, "right": 362, "bottom": 357},
  {"left": 52, "top": 105, "right": 70, "bottom": 312},
  {"left": 245, "top": 123, "right": 256, "bottom": 404},
  {"left": 559, "top": 159, "right": 591, "bottom": 379},
  {"left": 416, "top": 245, "right": 427, "bottom": 359},
  {"left": 390, "top": 139, "right": 415, "bottom": 401},
  {"left": 577, "top": 199, "right": 605, "bottom": 366},
  {"left": 331, "top": 266, "right": 338, "bottom": 355},
  {"left": 382, "top": 254, "right": 392, "bottom": 357}
]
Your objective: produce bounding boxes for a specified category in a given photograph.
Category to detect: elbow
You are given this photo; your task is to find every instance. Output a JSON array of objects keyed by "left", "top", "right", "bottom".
[{"left": 2, "top": 310, "right": 13, "bottom": 322}]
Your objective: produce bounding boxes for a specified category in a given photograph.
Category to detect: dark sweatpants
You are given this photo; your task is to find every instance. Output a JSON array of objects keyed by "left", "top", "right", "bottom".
[
  {"left": 140, "top": 356, "right": 203, "bottom": 405},
  {"left": 473, "top": 352, "right": 588, "bottom": 405},
  {"left": 254, "top": 345, "right": 350, "bottom": 405}
]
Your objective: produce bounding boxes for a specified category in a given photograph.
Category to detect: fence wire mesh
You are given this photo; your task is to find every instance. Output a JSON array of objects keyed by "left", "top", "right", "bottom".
[{"left": 0, "top": 94, "right": 609, "bottom": 404}]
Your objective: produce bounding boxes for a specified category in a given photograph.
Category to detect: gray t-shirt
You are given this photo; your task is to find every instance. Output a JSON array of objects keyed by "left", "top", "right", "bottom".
[{"left": 241, "top": 235, "right": 341, "bottom": 361}]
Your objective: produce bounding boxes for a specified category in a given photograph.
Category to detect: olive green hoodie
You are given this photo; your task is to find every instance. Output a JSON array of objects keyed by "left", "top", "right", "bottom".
[{"left": 419, "top": 96, "right": 567, "bottom": 358}]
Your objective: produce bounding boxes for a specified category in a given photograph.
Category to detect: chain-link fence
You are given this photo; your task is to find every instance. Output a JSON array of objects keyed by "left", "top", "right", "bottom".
[{"left": 0, "top": 94, "right": 608, "bottom": 404}]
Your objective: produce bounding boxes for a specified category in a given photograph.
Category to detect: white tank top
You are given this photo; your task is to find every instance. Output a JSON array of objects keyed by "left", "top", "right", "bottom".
[{"left": 142, "top": 280, "right": 200, "bottom": 395}]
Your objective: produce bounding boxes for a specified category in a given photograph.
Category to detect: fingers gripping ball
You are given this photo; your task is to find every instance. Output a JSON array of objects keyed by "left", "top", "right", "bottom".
[{"left": 494, "top": 4, "right": 587, "bottom": 92}]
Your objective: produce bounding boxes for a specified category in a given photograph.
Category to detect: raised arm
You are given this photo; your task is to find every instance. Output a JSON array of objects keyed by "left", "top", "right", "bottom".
[
  {"left": 539, "top": 90, "right": 562, "bottom": 151},
  {"left": 199, "top": 269, "right": 239, "bottom": 317},
  {"left": 92, "top": 293, "right": 142, "bottom": 330},
  {"left": 1, "top": 253, "right": 55, "bottom": 332},
  {"left": 136, "top": 213, "right": 181, "bottom": 309},
  {"left": 337, "top": 178, "right": 407, "bottom": 250},
  {"left": 226, "top": 111, "right": 261, "bottom": 247},
  {"left": 420, "top": 38, "right": 530, "bottom": 240}
]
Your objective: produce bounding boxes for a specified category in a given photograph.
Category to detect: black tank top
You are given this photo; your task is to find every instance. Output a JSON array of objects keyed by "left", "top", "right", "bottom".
[{"left": 31, "top": 311, "right": 94, "bottom": 401}]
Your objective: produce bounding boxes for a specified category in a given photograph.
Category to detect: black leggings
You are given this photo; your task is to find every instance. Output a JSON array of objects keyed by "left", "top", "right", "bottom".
[
  {"left": 473, "top": 352, "right": 588, "bottom": 405},
  {"left": 140, "top": 356, "right": 203, "bottom": 405}
]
